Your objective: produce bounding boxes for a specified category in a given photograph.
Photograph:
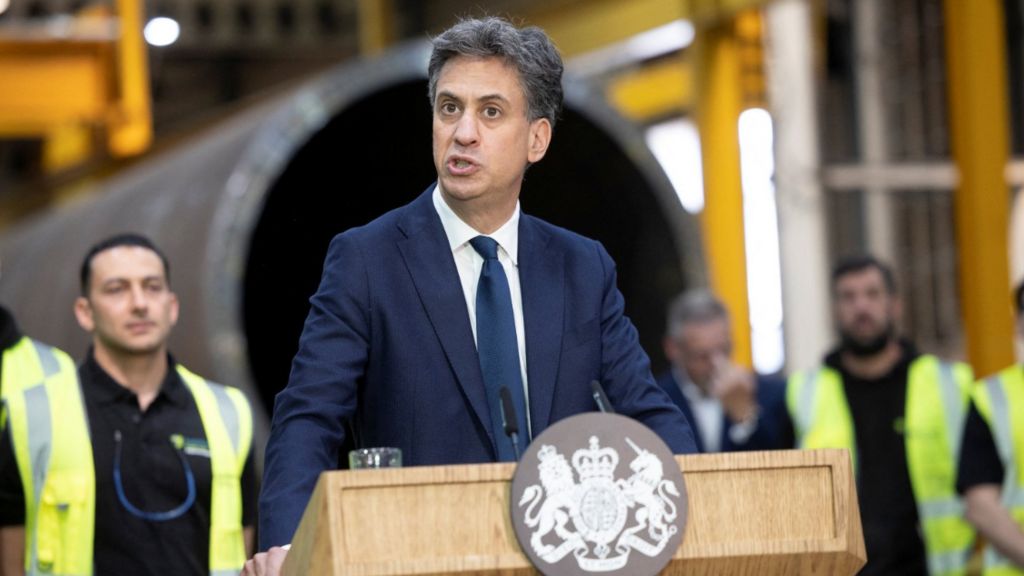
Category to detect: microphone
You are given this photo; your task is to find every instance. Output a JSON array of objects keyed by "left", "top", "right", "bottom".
[
  {"left": 591, "top": 380, "right": 616, "bottom": 414},
  {"left": 499, "top": 386, "right": 522, "bottom": 461}
]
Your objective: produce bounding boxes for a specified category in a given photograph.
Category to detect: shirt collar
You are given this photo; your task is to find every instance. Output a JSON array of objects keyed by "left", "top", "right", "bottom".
[
  {"left": 675, "top": 368, "right": 713, "bottom": 402},
  {"left": 0, "top": 304, "right": 22, "bottom": 351},
  {"left": 432, "top": 182, "right": 520, "bottom": 266},
  {"left": 81, "top": 349, "right": 189, "bottom": 408}
]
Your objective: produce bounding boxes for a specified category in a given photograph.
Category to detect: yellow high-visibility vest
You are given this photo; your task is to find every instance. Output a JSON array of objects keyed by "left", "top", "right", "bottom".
[
  {"left": 971, "top": 366, "right": 1024, "bottom": 576},
  {"left": 6, "top": 362, "right": 252, "bottom": 576},
  {"left": 787, "top": 355, "right": 975, "bottom": 576},
  {"left": 3, "top": 338, "right": 90, "bottom": 575}
]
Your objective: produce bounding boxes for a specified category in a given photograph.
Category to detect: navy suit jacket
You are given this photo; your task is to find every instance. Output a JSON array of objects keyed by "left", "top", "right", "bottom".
[
  {"left": 259, "top": 186, "right": 697, "bottom": 548},
  {"left": 655, "top": 370, "right": 786, "bottom": 453}
]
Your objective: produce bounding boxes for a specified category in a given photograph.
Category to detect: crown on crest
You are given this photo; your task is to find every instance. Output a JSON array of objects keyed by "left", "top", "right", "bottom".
[{"left": 572, "top": 436, "right": 618, "bottom": 482}]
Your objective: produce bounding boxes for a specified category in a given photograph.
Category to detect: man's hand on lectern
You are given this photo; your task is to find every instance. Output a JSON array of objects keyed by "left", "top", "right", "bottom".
[{"left": 242, "top": 546, "right": 288, "bottom": 576}]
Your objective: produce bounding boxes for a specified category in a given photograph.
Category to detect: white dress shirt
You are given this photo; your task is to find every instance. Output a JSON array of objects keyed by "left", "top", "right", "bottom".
[
  {"left": 677, "top": 369, "right": 725, "bottom": 453},
  {"left": 433, "top": 185, "right": 531, "bottom": 436}
]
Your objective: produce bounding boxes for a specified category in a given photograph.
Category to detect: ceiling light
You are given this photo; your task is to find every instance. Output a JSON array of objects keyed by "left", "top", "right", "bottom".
[{"left": 144, "top": 16, "right": 180, "bottom": 47}]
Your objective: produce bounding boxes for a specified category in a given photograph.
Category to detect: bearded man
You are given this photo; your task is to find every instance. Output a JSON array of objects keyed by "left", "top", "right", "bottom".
[{"left": 782, "top": 255, "right": 975, "bottom": 576}]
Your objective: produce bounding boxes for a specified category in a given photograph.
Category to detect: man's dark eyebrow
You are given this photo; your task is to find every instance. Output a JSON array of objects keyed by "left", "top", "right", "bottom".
[
  {"left": 436, "top": 91, "right": 512, "bottom": 107},
  {"left": 436, "top": 90, "right": 462, "bottom": 103},
  {"left": 100, "top": 274, "right": 166, "bottom": 285},
  {"left": 476, "top": 93, "right": 511, "bottom": 105}
]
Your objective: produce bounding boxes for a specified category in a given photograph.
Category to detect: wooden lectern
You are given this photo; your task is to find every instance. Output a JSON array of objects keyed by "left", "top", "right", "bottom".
[{"left": 284, "top": 448, "right": 866, "bottom": 575}]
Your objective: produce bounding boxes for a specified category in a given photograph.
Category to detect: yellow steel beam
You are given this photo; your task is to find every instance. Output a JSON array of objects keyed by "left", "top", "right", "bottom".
[
  {"left": 606, "top": 55, "right": 694, "bottom": 121},
  {"left": 43, "top": 123, "right": 95, "bottom": 173},
  {"left": 735, "top": 9, "right": 766, "bottom": 109},
  {"left": 357, "top": 0, "right": 397, "bottom": 56},
  {"left": 695, "top": 14, "right": 753, "bottom": 368},
  {"left": 0, "top": 0, "right": 152, "bottom": 168},
  {"left": 526, "top": 0, "right": 686, "bottom": 57},
  {"left": 604, "top": 9, "right": 765, "bottom": 122},
  {"left": 684, "top": 0, "right": 775, "bottom": 25},
  {"left": 944, "top": 0, "right": 1015, "bottom": 375},
  {"left": 108, "top": 0, "right": 152, "bottom": 157},
  {"left": 0, "top": 40, "right": 112, "bottom": 131}
]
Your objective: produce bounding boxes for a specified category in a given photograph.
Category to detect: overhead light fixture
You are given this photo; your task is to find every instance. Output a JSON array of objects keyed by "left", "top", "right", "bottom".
[
  {"left": 626, "top": 19, "right": 696, "bottom": 58},
  {"left": 0, "top": 0, "right": 10, "bottom": 16},
  {"left": 569, "top": 19, "right": 696, "bottom": 76},
  {"left": 144, "top": 16, "right": 180, "bottom": 47}
]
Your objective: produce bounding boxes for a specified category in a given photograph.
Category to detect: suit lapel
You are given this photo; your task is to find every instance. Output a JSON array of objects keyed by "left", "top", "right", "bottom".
[
  {"left": 396, "top": 188, "right": 494, "bottom": 449},
  {"left": 519, "top": 215, "right": 564, "bottom": 435},
  {"left": 668, "top": 375, "right": 705, "bottom": 452},
  {"left": 718, "top": 414, "right": 732, "bottom": 452}
]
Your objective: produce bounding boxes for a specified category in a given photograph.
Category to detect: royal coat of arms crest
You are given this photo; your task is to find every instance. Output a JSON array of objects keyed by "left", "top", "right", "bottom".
[{"left": 511, "top": 413, "right": 687, "bottom": 576}]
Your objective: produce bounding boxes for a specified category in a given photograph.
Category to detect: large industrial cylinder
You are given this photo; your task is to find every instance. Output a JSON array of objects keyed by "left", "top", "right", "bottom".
[{"left": 0, "top": 42, "right": 705, "bottom": 436}]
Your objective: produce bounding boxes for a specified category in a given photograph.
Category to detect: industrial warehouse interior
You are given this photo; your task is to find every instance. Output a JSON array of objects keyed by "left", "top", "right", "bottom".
[{"left": 1, "top": 2, "right": 1022, "bottom": 572}]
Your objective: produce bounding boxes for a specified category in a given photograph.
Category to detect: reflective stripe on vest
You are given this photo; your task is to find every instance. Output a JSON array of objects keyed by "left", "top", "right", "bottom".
[
  {"left": 906, "top": 356, "right": 975, "bottom": 576},
  {"left": 176, "top": 365, "right": 252, "bottom": 574},
  {"left": 2, "top": 337, "right": 64, "bottom": 401},
  {"left": 8, "top": 362, "right": 252, "bottom": 575},
  {"left": 973, "top": 367, "right": 1024, "bottom": 575},
  {"left": 6, "top": 343, "right": 94, "bottom": 576},
  {"left": 2, "top": 337, "right": 66, "bottom": 431},
  {"left": 786, "top": 355, "right": 975, "bottom": 576}
]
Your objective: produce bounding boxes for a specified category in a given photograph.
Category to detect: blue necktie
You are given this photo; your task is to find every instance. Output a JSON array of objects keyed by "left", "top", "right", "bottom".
[{"left": 469, "top": 236, "right": 530, "bottom": 461}]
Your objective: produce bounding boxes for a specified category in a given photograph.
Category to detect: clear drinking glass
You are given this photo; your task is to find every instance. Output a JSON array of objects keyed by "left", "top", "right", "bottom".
[{"left": 348, "top": 447, "right": 402, "bottom": 469}]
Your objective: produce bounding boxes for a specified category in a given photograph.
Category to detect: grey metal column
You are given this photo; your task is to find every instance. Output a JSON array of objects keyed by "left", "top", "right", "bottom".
[
  {"left": 767, "top": 0, "right": 832, "bottom": 371},
  {"left": 854, "top": 0, "right": 896, "bottom": 263}
]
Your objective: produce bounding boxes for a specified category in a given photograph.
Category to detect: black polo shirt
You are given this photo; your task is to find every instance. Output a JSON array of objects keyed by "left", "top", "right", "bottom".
[
  {"left": 956, "top": 369, "right": 1015, "bottom": 494},
  {"left": 831, "top": 343, "right": 927, "bottom": 576},
  {"left": 0, "top": 304, "right": 23, "bottom": 396},
  {"left": 779, "top": 341, "right": 927, "bottom": 576},
  {"left": 0, "top": 351, "right": 256, "bottom": 576},
  {"left": 0, "top": 304, "right": 22, "bottom": 517}
]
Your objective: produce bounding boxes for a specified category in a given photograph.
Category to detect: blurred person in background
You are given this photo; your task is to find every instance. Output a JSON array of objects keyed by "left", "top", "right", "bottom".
[
  {"left": 0, "top": 259, "right": 78, "bottom": 576},
  {"left": 782, "top": 254, "right": 975, "bottom": 576},
  {"left": 0, "top": 233, "right": 256, "bottom": 576},
  {"left": 957, "top": 280, "right": 1024, "bottom": 573},
  {"left": 657, "top": 289, "right": 786, "bottom": 452}
]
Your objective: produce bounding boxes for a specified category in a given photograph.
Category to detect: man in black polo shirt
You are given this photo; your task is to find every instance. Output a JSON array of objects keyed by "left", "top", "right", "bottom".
[
  {"left": 780, "top": 255, "right": 975, "bottom": 575},
  {"left": 0, "top": 234, "right": 256, "bottom": 575},
  {"left": 957, "top": 281, "right": 1024, "bottom": 571}
]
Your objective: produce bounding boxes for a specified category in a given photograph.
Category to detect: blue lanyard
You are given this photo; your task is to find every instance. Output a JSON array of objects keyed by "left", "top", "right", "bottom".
[{"left": 112, "top": 430, "right": 196, "bottom": 522}]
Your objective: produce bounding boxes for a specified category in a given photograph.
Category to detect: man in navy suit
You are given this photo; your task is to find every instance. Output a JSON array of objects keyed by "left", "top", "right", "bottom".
[
  {"left": 657, "top": 290, "right": 785, "bottom": 452},
  {"left": 246, "top": 16, "right": 696, "bottom": 573}
]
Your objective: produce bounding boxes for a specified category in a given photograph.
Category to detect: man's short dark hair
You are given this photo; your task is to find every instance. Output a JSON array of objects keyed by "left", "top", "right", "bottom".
[
  {"left": 1015, "top": 280, "right": 1024, "bottom": 316},
  {"left": 831, "top": 254, "right": 897, "bottom": 294},
  {"left": 427, "top": 16, "right": 564, "bottom": 128},
  {"left": 79, "top": 233, "right": 170, "bottom": 296}
]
